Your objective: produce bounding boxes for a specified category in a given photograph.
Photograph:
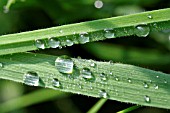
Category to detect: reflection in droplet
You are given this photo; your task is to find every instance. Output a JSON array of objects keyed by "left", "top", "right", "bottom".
[
  {"left": 80, "top": 68, "right": 95, "bottom": 81},
  {"left": 144, "top": 95, "right": 151, "bottom": 103},
  {"left": 99, "top": 89, "right": 108, "bottom": 98},
  {"left": 52, "top": 78, "right": 61, "bottom": 88},
  {"left": 23, "top": 71, "right": 39, "bottom": 86},
  {"left": 48, "top": 38, "right": 60, "bottom": 48},
  {"left": 35, "top": 39, "right": 45, "bottom": 49},
  {"left": 94, "top": 0, "right": 103, "bottom": 9},
  {"left": 55, "top": 56, "right": 74, "bottom": 74}
]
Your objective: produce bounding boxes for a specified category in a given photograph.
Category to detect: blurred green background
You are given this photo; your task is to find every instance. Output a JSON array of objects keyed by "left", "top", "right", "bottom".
[{"left": 0, "top": 0, "right": 170, "bottom": 113}]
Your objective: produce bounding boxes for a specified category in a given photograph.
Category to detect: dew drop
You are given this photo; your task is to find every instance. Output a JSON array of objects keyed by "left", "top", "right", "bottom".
[
  {"left": 80, "top": 68, "right": 95, "bottom": 81},
  {"left": 48, "top": 38, "right": 60, "bottom": 48},
  {"left": 35, "top": 39, "right": 45, "bottom": 49},
  {"left": 127, "top": 78, "right": 132, "bottom": 83},
  {"left": 55, "top": 56, "right": 74, "bottom": 74},
  {"left": 147, "top": 14, "right": 153, "bottom": 19},
  {"left": 99, "top": 89, "right": 108, "bottom": 98},
  {"left": 66, "top": 39, "right": 74, "bottom": 46},
  {"left": 94, "top": 0, "right": 103, "bottom": 9},
  {"left": 99, "top": 73, "right": 107, "bottom": 81},
  {"left": 59, "top": 30, "right": 63, "bottom": 33},
  {"left": 90, "top": 62, "right": 96, "bottom": 68},
  {"left": 144, "top": 95, "right": 150, "bottom": 103},
  {"left": 114, "top": 76, "right": 119, "bottom": 81},
  {"left": 154, "top": 84, "right": 159, "bottom": 89},
  {"left": 104, "top": 28, "right": 115, "bottom": 39},
  {"left": 52, "top": 78, "right": 61, "bottom": 88},
  {"left": 23, "top": 71, "right": 39, "bottom": 86},
  {"left": 134, "top": 24, "right": 150, "bottom": 37},
  {"left": 0, "top": 62, "right": 3, "bottom": 68},
  {"left": 143, "top": 82, "right": 149, "bottom": 88},
  {"left": 79, "top": 32, "right": 90, "bottom": 44},
  {"left": 164, "top": 79, "right": 168, "bottom": 84}
]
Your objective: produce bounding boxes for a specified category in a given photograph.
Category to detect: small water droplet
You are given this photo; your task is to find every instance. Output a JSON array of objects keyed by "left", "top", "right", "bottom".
[
  {"left": 23, "top": 71, "right": 39, "bottom": 86},
  {"left": 154, "top": 84, "right": 159, "bottom": 89},
  {"left": 52, "top": 78, "right": 61, "bottom": 88},
  {"left": 90, "top": 62, "right": 96, "bottom": 68},
  {"left": 79, "top": 32, "right": 90, "bottom": 44},
  {"left": 59, "top": 30, "right": 63, "bottom": 33},
  {"left": 80, "top": 68, "right": 95, "bottom": 81},
  {"left": 99, "top": 73, "right": 107, "bottom": 81},
  {"left": 66, "top": 39, "right": 74, "bottom": 46},
  {"left": 35, "top": 39, "right": 45, "bottom": 49},
  {"left": 143, "top": 82, "right": 149, "bottom": 88},
  {"left": 164, "top": 79, "right": 168, "bottom": 84},
  {"left": 94, "top": 0, "right": 103, "bottom": 9},
  {"left": 48, "top": 38, "right": 60, "bottom": 48},
  {"left": 104, "top": 28, "right": 115, "bottom": 39},
  {"left": 114, "top": 76, "right": 119, "bottom": 81},
  {"left": 156, "top": 75, "right": 159, "bottom": 78},
  {"left": 99, "top": 89, "right": 108, "bottom": 98},
  {"left": 55, "top": 56, "right": 74, "bottom": 74},
  {"left": 149, "top": 80, "right": 152, "bottom": 83},
  {"left": 144, "top": 95, "right": 150, "bottom": 103},
  {"left": 127, "top": 78, "right": 132, "bottom": 83},
  {"left": 134, "top": 24, "right": 150, "bottom": 37},
  {"left": 147, "top": 14, "right": 153, "bottom": 19},
  {"left": 0, "top": 62, "right": 3, "bottom": 68}
]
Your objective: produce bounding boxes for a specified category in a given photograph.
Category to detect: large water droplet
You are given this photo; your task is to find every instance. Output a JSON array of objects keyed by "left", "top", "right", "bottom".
[
  {"left": 144, "top": 95, "right": 150, "bottom": 103},
  {"left": 35, "top": 39, "right": 45, "bottom": 49},
  {"left": 143, "top": 82, "right": 149, "bottom": 88},
  {"left": 66, "top": 39, "right": 74, "bottom": 46},
  {"left": 134, "top": 24, "right": 150, "bottom": 37},
  {"left": 154, "top": 84, "right": 159, "bottom": 89},
  {"left": 99, "top": 73, "right": 107, "bottom": 81},
  {"left": 99, "top": 89, "right": 108, "bottom": 98},
  {"left": 94, "top": 0, "right": 103, "bottom": 9},
  {"left": 23, "top": 71, "right": 39, "bottom": 86},
  {"left": 80, "top": 68, "right": 95, "bottom": 81},
  {"left": 55, "top": 56, "right": 74, "bottom": 74},
  {"left": 104, "top": 28, "right": 115, "bottom": 39},
  {"left": 52, "top": 78, "right": 61, "bottom": 88},
  {"left": 48, "top": 38, "right": 60, "bottom": 48},
  {"left": 79, "top": 32, "right": 90, "bottom": 44},
  {"left": 0, "top": 62, "right": 3, "bottom": 68}
]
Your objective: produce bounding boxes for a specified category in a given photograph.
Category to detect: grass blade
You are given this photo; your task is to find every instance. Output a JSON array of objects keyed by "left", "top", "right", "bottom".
[
  {"left": 0, "top": 53, "right": 170, "bottom": 109},
  {"left": 0, "top": 8, "right": 169, "bottom": 55},
  {"left": 87, "top": 98, "right": 107, "bottom": 113},
  {"left": 117, "top": 105, "right": 141, "bottom": 113}
]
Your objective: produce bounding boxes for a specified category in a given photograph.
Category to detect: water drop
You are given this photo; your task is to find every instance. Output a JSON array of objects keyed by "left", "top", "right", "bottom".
[
  {"left": 134, "top": 24, "right": 150, "bottom": 37},
  {"left": 164, "top": 79, "right": 168, "bottom": 84},
  {"left": 99, "top": 89, "right": 108, "bottom": 98},
  {"left": 94, "top": 0, "right": 103, "bottom": 9},
  {"left": 104, "top": 28, "right": 115, "bottom": 39},
  {"left": 127, "top": 78, "right": 132, "bottom": 83},
  {"left": 90, "top": 62, "right": 96, "bottom": 68},
  {"left": 35, "top": 39, "right": 45, "bottom": 49},
  {"left": 154, "top": 84, "right": 159, "bottom": 89},
  {"left": 114, "top": 76, "right": 119, "bottom": 81},
  {"left": 52, "top": 78, "right": 61, "bottom": 88},
  {"left": 79, "top": 32, "right": 90, "bottom": 44},
  {"left": 147, "top": 14, "right": 153, "bottom": 19},
  {"left": 80, "top": 68, "right": 95, "bottom": 81},
  {"left": 0, "top": 62, "right": 3, "bottom": 68},
  {"left": 144, "top": 95, "right": 150, "bottom": 103},
  {"left": 99, "top": 73, "right": 107, "bottom": 81},
  {"left": 55, "top": 56, "right": 74, "bottom": 74},
  {"left": 59, "top": 30, "right": 63, "bottom": 33},
  {"left": 143, "top": 82, "right": 149, "bottom": 88},
  {"left": 66, "top": 39, "right": 74, "bottom": 46},
  {"left": 23, "top": 71, "right": 39, "bottom": 86},
  {"left": 48, "top": 38, "right": 60, "bottom": 48}
]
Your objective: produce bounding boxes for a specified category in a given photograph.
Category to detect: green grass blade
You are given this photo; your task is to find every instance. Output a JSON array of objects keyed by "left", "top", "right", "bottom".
[
  {"left": 0, "top": 8, "right": 169, "bottom": 55},
  {"left": 0, "top": 53, "right": 170, "bottom": 109},
  {"left": 117, "top": 105, "right": 141, "bottom": 113},
  {"left": 87, "top": 98, "right": 107, "bottom": 113},
  {"left": 0, "top": 89, "right": 69, "bottom": 113}
]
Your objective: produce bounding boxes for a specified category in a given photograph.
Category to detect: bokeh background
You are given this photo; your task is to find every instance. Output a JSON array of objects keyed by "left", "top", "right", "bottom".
[{"left": 0, "top": 0, "right": 170, "bottom": 113}]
